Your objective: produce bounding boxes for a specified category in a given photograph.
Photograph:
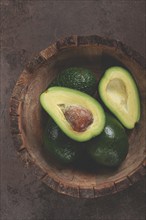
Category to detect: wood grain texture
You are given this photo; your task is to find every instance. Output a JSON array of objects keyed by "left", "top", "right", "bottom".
[{"left": 10, "top": 35, "right": 146, "bottom": 198}]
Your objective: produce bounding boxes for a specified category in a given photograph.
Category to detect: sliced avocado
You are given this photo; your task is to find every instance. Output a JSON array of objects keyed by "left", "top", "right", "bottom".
[
  {"left": 50, "top": 67, "right": 97, "bottom": 95},
  {"left": 44, "top": 119, "right": 80, "bottom": 164},
  {"left": 99, "top": 66, "right": 140, "bottom": 129},
  {"left": 40, "top": 87, "right": 105, "bottom": 142},
  {"left": 88, "top": 113, "right": 129, "bottom": 167}
]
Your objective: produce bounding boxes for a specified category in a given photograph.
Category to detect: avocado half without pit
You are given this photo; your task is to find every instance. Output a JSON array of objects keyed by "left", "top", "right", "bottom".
[
  {"left": 99, "top": 66, "right": 140, "bottom": 129},
  {"left": 40, "top": 87, "right": 105, "bottom": 142}
]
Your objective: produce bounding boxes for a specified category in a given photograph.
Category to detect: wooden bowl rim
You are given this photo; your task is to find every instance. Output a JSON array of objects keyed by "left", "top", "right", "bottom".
[{"left": 9, "top": 35, "right": 146, "bottom": 198}]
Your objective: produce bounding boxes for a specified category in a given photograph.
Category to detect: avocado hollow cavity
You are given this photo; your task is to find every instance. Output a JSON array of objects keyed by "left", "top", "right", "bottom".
[
  {"left": 59, "top": 104, "right": 93, "bottom": 132},
  {"left": 40, "top": 87, "right": 105, "bottom": 142},
  {"left": 106, "top": 78, "right": 128, "bottom": 112}
]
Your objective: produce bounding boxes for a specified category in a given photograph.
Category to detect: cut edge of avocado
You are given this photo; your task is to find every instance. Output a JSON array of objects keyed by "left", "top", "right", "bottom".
[
  {"left": 99, "top": 66, "right": 140, "bottom": 129},
  {"left": 40, "top": 87, "right": 105, "bottom": 142}
]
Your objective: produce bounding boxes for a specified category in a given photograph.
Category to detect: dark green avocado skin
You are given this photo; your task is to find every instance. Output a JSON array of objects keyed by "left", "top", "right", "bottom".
[
  {"left": 50, "top": 67, "right": 97, "bottom": 95},
  {"left": 88, "top": 113, "right": 129, "bottom": 167},
  {"left": 44, "top": 119, "right": 80, "bottom": 164}
]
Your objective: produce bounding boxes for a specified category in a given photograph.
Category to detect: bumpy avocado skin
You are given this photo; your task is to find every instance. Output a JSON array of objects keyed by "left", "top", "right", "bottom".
[
  {"left": 88, "top": 113, "right": 129, "bottom": 167},
  {"left": 44, "top": 119, "right": 81, "bottom": 164},
  {"left": 50, "top": 67, "right": 97, "bottom": 95}
]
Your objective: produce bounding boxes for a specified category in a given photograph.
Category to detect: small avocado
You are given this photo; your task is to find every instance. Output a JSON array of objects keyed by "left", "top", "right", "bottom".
[
  {"left": 50, "top": 67, "right": 97, "bottom": 95},
  {"left": 44, "top": 119, "right": 80, "bottom": 164},
  {"left": 88, "top": 113, "right": 129, "bottom": 167},
  {"left": 99, "top": 66, "right": 140, "bottom": 129},
  {"left": 40, "top": 87, "right": 105, "bottom": 142}
]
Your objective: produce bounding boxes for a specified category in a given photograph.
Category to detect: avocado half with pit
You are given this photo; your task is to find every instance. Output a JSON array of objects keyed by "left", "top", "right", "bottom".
[
  {"left": 40, "top": 87, "right": 105, "bottom": 142},
  {"left": 99, "top": 66, "right": 140, "bottom": 129}
]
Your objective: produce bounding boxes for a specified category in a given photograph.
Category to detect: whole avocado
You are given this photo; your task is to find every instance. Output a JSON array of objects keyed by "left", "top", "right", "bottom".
[
  {"left": 87, "top": 113, "right": 129, "bottom": 167},
  {"left": 51, "top": 67, "right": 97, "bottom": 95},
  {"left": 43, "top": 118, "right": 81, "bottom": 164}
]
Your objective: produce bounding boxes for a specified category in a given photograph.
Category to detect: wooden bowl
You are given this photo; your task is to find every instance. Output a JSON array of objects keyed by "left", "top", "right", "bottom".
[{"left": 10, "top": 35, "right": 146, "bottom": 198}]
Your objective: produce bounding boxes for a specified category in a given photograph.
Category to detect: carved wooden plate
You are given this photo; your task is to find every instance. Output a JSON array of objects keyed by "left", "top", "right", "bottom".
[{"left": 10, "top": 35, "right": 146, "bottom": 198}]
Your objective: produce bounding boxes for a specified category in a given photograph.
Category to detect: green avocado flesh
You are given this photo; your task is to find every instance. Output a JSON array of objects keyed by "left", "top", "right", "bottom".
[
  {"left": 99, "top": 66, "right": 140, "bottom": 129},
  {"left": 44, "top": 119, "right": 80, "bottom": 164},
  {"left": 40, "top": 87, "right": 105, "bottom": 142},
  {"left": 88, "top": 113, "right": 129, "bottom": 167},
  {"left": 50, "top": 67, "right": 97, "bottom": 95}
]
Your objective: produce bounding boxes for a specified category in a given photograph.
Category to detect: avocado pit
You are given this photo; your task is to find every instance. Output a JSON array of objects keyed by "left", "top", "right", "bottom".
[{"left": 63, "top": 105, "right": 93, "bottom": 132}]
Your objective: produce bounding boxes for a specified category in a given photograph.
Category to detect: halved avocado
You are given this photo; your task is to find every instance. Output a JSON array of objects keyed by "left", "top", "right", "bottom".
[
  {"left": 40, "top": 87, "right": 105, "bottom": 142},
  {"left": 99, "top": 66, "right": 140, "bottom": 129}
]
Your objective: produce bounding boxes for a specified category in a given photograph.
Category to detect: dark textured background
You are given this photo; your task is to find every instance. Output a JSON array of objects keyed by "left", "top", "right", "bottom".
[{"left": 1, "top": 1, "right": 146, "bottom": 220}]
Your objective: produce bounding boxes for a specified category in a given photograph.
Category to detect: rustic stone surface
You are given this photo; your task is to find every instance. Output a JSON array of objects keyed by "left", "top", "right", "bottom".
[{"left": 1, "top": 0, "right": 146, "bottom": 220}]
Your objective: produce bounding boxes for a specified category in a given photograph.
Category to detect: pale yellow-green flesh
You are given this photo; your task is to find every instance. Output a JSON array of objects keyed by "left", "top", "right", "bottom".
[
  {"left": 99, "top": 67, "right": 140, "bottom": 129},
  {"left": 40, "top": 87, "right": 105, "bottom": 142}
]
